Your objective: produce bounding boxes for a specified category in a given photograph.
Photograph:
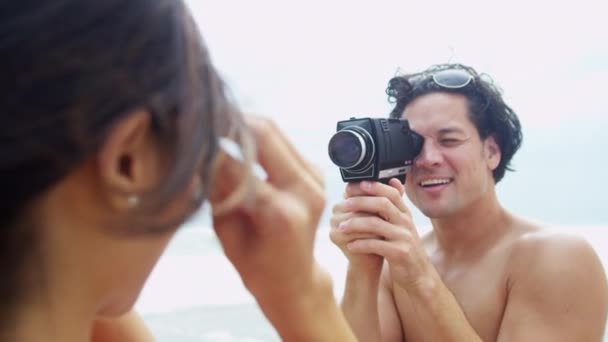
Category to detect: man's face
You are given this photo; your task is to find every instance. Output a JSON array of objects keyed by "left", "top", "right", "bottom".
[{"left": 402, "top": 92, "right": 500, "bottom": 219}]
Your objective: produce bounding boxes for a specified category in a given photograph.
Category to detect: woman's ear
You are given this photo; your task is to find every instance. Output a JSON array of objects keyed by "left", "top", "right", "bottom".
[
  {"left": 484, "top": 135, "right": 501, "bottom": 171},
  {"left": 97, "top": 110, "right": 163, "bottom": 210}
]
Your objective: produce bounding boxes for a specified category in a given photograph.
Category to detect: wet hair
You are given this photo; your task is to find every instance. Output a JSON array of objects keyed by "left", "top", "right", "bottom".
[
  {"left": 386, "top": 63, "right": 523, "bottom": 183},
  {"left": 0, "top": 0, "right": 250, "bottom": 321}
]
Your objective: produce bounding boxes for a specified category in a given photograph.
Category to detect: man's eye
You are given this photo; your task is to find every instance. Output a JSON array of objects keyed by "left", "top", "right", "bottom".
[{"left": 441, "top": 139, "right": 460, "bottom": 146}]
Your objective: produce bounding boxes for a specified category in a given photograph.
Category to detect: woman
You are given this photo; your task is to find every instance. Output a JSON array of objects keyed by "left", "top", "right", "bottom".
[{"left": 0, "top": 1, "right": 355, "bottom": 341}]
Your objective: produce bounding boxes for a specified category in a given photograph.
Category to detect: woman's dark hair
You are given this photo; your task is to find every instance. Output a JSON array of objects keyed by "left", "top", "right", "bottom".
[
  {"left": 0, "top": 0, "right": 248, "bottom": 320},
  {"left": 386, "top": 63, "right": 523, "bottom": 183}
]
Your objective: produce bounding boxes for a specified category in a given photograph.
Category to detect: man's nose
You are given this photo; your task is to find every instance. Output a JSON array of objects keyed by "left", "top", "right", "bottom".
[{"left": 414, "top": 140, "right": 442, "bottom": 168}]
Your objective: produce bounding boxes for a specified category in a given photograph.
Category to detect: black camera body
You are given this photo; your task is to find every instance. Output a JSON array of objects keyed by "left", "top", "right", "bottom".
[{"left": 328, "top": 117, "right": 424, "bottom": 183}]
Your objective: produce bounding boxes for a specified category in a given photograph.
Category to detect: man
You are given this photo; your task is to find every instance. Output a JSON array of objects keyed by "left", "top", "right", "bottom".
[{"left": 330, "top": 63, "right": 608, "bottom": 341}]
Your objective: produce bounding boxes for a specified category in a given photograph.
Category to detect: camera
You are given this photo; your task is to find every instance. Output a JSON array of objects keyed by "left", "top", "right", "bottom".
[{"left": 328, "top": 117, "right": 424, "bottom": 183}]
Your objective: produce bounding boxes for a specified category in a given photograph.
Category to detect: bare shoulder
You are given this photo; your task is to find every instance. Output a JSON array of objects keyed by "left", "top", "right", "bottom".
[
  {"left": 496, "top": 222, "right": 608, "bottom": 340},
  {"left": 507, "top": 221, "right": 608, "bottom": 318},
  {"left": 508, "top": 223, "right": 606, "bottom": 281}
]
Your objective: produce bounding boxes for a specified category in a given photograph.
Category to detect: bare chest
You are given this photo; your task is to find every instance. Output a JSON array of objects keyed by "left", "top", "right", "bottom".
[{"left": 393, "top": 254, "right": 509, "bottom": 341}]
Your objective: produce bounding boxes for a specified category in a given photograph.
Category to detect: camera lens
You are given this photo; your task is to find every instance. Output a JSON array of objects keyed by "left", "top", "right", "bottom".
[{"left": 328, "top": 128, "right": 374, "bottom": 171}]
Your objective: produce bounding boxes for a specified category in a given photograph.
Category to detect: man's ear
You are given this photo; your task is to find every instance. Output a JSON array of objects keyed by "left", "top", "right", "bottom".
[
  {"left": 97, "top": 110, "right": 162, "bottom": 210},
  {"left": 484, "top": 135, "right": 501, "bottom": 171}
]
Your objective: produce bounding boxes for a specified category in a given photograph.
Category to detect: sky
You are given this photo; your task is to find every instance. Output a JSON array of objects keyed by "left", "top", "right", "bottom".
[{"left": 183, "top": 0, "right": 608, "bottom": 226}]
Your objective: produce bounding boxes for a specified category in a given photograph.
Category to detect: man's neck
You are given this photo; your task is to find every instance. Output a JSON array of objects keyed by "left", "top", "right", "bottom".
[{"left": 429, "top": 191, "right": 512, "bottom": 259}]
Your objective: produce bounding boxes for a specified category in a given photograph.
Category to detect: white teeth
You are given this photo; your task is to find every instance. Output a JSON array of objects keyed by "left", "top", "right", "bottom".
[{"left": 420, "top": 179, "right": 451, "bottom": 187}]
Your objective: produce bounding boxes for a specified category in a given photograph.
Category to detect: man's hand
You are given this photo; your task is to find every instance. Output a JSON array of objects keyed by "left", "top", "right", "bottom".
[
  {"left": 330, "top": 178, "right": 408, "bottom": 342},
  {"left": 330, "top": 185, "right": 388, "bottom": 277},
  {"left": 338, "top": 179, "right": 437, "bottom": 292}
]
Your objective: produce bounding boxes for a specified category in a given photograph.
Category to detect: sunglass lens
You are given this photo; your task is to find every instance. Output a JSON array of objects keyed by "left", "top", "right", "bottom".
[{"left": 432, "top": 69, "right": 473, "bottom": 88}]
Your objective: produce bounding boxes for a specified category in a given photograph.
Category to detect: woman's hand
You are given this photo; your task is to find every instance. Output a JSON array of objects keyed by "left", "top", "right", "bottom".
[{"left": 210, "top": 116, "right": 355, "bottom": 341}]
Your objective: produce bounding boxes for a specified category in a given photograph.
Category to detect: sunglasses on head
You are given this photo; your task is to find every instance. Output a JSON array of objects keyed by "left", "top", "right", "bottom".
[{"left": 412, "top": 68, "right": 474, "bottom": 89}]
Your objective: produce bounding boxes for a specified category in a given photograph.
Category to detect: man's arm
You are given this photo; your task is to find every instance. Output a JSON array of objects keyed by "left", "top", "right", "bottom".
[
  {"left": 496, "top": 234, "right": 608, "bottom": 341},
  {"left": 341, "top": 262, "right": 383, "bottom": 341},
  {"left": 378, "top": 265, "right": 405, "bottom": 341},
  {"left": 341, "top": 261, "right": 403, "bottom": 342},
  {"left": 342, "top": 180, "right": 484, "bottom": 341}
]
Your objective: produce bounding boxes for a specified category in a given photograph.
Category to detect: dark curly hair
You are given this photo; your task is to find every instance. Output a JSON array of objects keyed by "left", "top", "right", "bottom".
[{"left": 386, "top": 63, "right": 523, "bottom": 183}]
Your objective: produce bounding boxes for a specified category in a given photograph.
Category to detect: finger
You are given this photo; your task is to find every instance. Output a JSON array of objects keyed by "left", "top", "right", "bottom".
[
  {"left": 208, "top": 148, "right": 251, "bottom": 215},
  {"left": 237, "top": 174, "right": 322, "bottom": 241},
  {"left": 344, "top": 182, "right": 366, "bottom": 198},
  {"left": 332, "top": 200, "right": 351, "bottom": 215},
  {"left": 339, "top": 215, "right": 404, "bottom": 241},
  {"left": 346, "top": 232, "right": 382, "bottom": 240},
  {"left": 246, "top": 116, "right": 323, "bottom": 189},
  {"left": 330, "top": 206, "right": 382, "bottom": 227},
  {"left": 330, "top": 211, "right": 357, "bottom": 229},
  {"left": 246, "top": 116, "right": 326, "bottom": 217},
  {"left": 330, "top": 211, "right": 349, "bottom": 228},
  {"left": 329, "top": 228, "right": 381, "bottom": 246},
  {"left": 210, "top": 145, "right": 291, "bottom": 235},
  {"left": 344, "top": 196, "right": 411, "bottom": 227},
  {"left": 344, "top": 179, "right": 404, "bottom": 198},
  {"left": 356, "top": 181, "right": 410, "bottom": 215},
  {"left": 346, "top": 238, "right": 400, "bottom": 260},
  {"left": 213, "top": 212, "right": 248, "bottom": 261},
  {"left": 388, "top": 178, "right": 406, "bottom": 196},
  {"left": 245, "top": 182, "right": 300, "bottom": 236}
]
